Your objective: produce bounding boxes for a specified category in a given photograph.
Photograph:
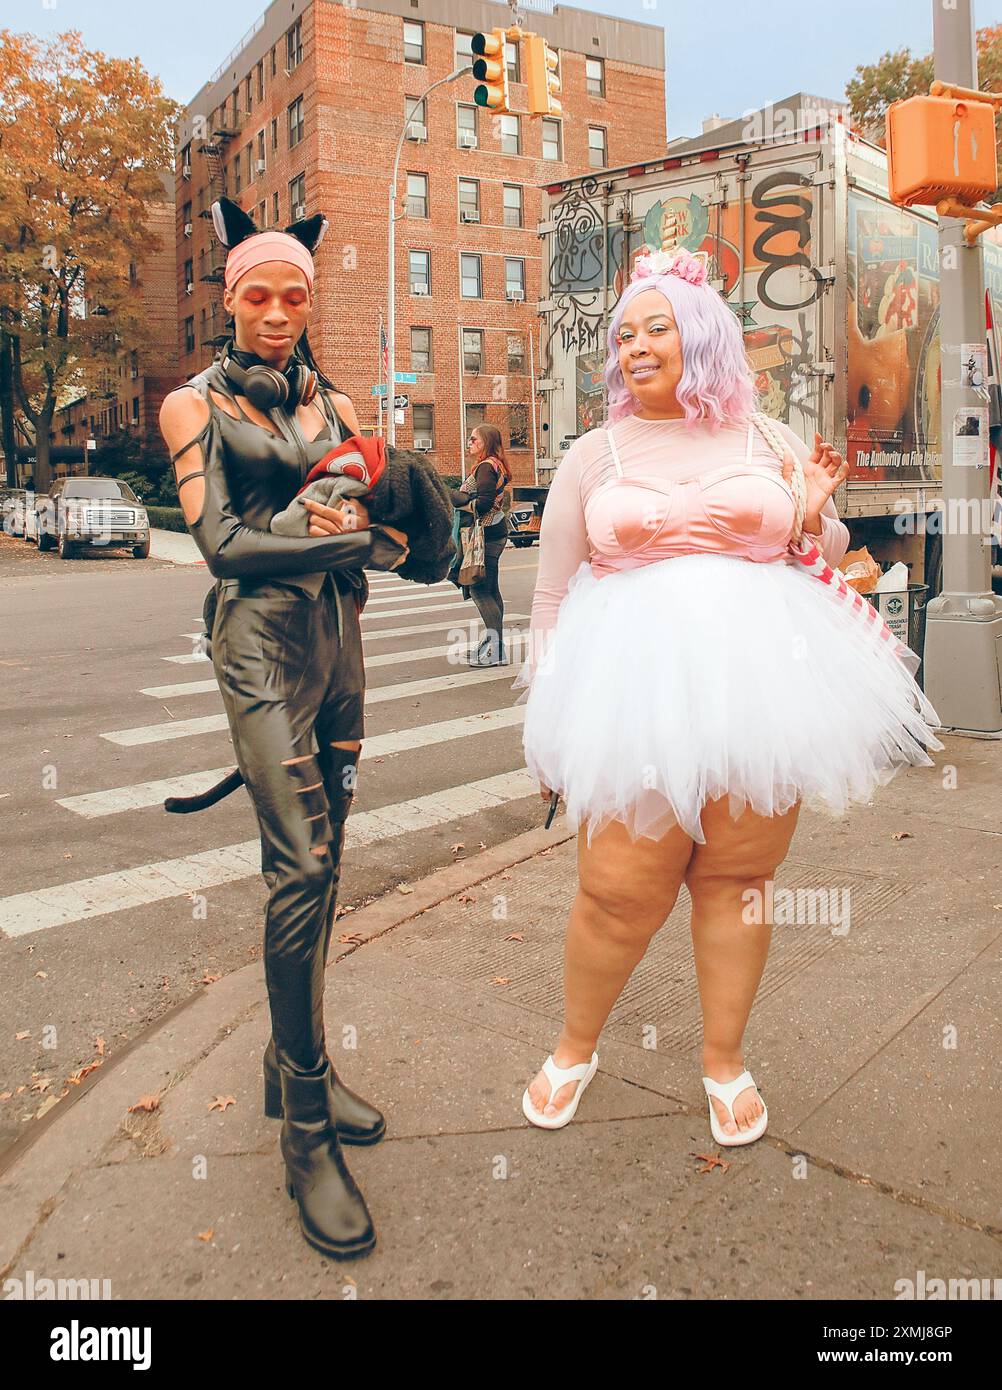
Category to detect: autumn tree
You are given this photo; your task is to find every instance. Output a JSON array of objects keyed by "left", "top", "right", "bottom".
[
  {"left": 847, "top": 24, "right": 1002, "bottom": 147},
  {"left": 0, "top": 29, "right": 179, "bottom": 490}
]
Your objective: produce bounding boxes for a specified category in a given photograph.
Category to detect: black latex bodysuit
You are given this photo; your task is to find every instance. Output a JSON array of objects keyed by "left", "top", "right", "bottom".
[{"left": 170, "top": 362, "right": 407, "bottom": 1074}]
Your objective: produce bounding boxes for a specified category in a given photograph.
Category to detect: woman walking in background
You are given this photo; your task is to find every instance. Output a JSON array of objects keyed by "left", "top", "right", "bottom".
[{"left": 449, "top": 424, "right": 511, "bottom": 666}]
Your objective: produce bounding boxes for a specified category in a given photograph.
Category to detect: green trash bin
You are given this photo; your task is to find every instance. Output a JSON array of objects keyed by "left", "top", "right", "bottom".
[{"left": 865, "top": 583, "right": 930, "bottom": 689}]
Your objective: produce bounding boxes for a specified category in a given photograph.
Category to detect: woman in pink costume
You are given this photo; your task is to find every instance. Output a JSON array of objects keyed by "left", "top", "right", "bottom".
[{"left": 513, "top": 248, "right": 942, "bottom": 1145}]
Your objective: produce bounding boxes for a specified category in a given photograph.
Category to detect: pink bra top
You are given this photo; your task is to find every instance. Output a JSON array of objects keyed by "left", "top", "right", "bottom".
[{"left": 584, "top": 419, "right": 797, "bottom": 574}]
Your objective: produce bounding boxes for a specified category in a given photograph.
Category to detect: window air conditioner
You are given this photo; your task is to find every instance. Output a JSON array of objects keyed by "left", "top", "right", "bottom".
[
  {"left": 256, "top": 160, "right": 266, "bottom": 174},
  {"left": 130, "top": 368, "right": 139, "bottom": 379},
  {"left": 182, "top": 163, "right": 191, "bottom": 178},
  {"left": 506, "top": 288, "right": 525, "bottom": 301},
  {"left": 459, "top": 132, "right": 477, "bottom": 149},
  {"left": 406, "top": 125, "right": 427, "bottom": 142},
  {"left": 460, "top": 210, "right": 480, "bottom": 222},
  {"left": 185, "top": 282, "right": 194, "bottom": 295},
  {"left": 183, "top": 222, "right": 193, "bottom": 236},
  {"left": 413, "top": 437, "right": 433, "bottom": 451},
  {"left": 412, "top": 283, "right": 429, "bottom": 296},
  {"left": 294, "top": 203, "right": 306, "bottom": 219}
]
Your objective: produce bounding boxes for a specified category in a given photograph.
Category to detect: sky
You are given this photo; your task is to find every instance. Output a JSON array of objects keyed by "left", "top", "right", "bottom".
[{"left": 9, "top": 0, "right": 1002, "bottom": 139}]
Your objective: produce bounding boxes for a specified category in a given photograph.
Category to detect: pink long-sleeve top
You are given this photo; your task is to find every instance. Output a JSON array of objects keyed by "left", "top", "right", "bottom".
[{"left": 523, "top": 412, "right": 851, "bottom": 684}]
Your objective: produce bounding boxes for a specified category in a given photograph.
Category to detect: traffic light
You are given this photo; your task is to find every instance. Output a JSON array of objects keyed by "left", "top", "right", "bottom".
[
  {"left": 523, "top": 33, "right": 561, "bottom": 118},
  {"left": 472, "top": 29, "right": 510, "bottom": 113}
]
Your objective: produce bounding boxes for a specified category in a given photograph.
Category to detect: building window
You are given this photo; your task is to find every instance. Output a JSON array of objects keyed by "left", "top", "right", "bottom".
[
  {"left": 502, "top": 183, "right": 523, "bottom": 228},
  {"left": 504, "top": 258, "right": 525, "bottom": 298},
  {"left": 180, "top": 141, "right": 191, "bottom": 173},
  {"left": 588, "top": 125, "right": 607, "bottom": 168},
  {"left": 586, "top": 56, "right": 605, "bottom": 97},
  {"left": 499, "top": 114, "right": 520, "bottom": 155},
  {"left": 505, "top": 40, "right": 520, "bottom": 83},
  {"left": 245, "top": 142, "right": 253, "bottom": 184},
  {"left": 509, "top": 404, "right": 529, "bottom": 448},
  {"left": 462, "top": 329, "right": 483, "bottom": 374},
  {"left": 132, "top": 396, "right": 140, "bottom": 426},
  {"left": 288, "top": 96, "right": 304, "bottom": 148},
  {"left": 234, "top": 154, "right": 242, "bottom": 194},
  {"left": 245, "top": 75, "right": 253, "bottom": 115},
  {"left": 411, "top": 326, "right": 432, "bottom": 372},
  {"left": 404, "top": 20, "right": 424, "bottom": 64},
  {"left": 289, "top": 173, "right": 306, "bottom": 219},
  {"left": 406, "top": 172, "right": 428, "bottom": 218},
  {"left": 231, "top": 87, "right": 238, "bottom": 121},
  {"left": 412, "top": 404, "right": 434, "bottom": 446},
  {"left": 183, "top": 258, "right": 193, "bottom": 290},
  {"left": 507, "top": 333, "right": 526, "bottom": 373},
  {"left": 273, "top": 191, "right": 280, "bottom": 225},
  {"left": 130, "top": 349, "right": 140, "bottom": 379},
  {"left": 455, "top": 31, "right": 474, "bottom": 65},
  {"left": 271, "top": 117, "right": 278, "bottom": 151},
  {"left": 258, "top": 200, "right": 266, "bottom": 225},
  {"left": 128, "top": 260, "right": 138, "bottom": 286},
  {"left": 184, "top": 317, "right": 195, "bottom": 354},
  {"left": 465, "top": 403, "right": 487, "bottom": 437},
  {"left": 271, "top": 45, "right": 276, "bottom": 78},
  {"left": 405, "top": 96, "right": 426, "bottom": 137},
  {"left": 458, "top": 178, "right": 480, "bottom": 222},
  {"left": 541, "top": 117, "right": 562, "bottom": 161},
  {"left": 257, "top": 61, "right": 264, "bottom": 102},
  {"left": 460, "top": 253, "right": 482, "bottom": 299},
  {"left": 287, "top": 20, "right": 303, "bottom": 72},
  {"left": 257, "top": 129, "right": 265, "bottom": 167},
  {"left": 457, "top": 104, "right": 477, "bottom": 148},
  {"left": 409, "top": 249, "right": 431, "bottom": 294},
  {"left": 182, "top": 200, "right": 191, "bottom": 228}
]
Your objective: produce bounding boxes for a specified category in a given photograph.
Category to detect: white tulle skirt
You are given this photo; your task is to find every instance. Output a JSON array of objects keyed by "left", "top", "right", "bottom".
[{"left": 511, "top": 553, "right": 944, "bottom": 846}]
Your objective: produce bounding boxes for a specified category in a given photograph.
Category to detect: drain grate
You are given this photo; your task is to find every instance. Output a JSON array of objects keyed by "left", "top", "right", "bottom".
[{"left": 378, "top": 846, "right": 914, "bottom": 1053}]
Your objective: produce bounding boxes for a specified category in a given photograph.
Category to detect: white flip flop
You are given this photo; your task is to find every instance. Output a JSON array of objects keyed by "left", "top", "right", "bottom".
[
  {"left": 522, "top": 1052, "right": 599, "bottom": 1130},
  {"left": 702, "top": 1069, "right": 768, "bottom": 1146}
]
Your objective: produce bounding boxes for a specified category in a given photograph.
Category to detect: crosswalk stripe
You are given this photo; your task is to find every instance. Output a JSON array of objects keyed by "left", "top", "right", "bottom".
[
  {"left": 1, "top": 768, "right": 538, "bottom": 937},
  {"left": 141, "top": 632, "right": 530, "bottom": 698},
  {"left": 57, "top": 707, "right": 527, "bottom": 817},
  {"left": 103, "top": 665, "right": 522, "bottom": 746},
  {"left": 363, "top": 590, "right": 466, "bottom": 608},
  {"left": 163, "top": 652, "right": 211, "bottom": 665}
]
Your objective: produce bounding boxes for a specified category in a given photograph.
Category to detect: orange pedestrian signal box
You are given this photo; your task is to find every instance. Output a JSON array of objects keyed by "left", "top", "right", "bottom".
[
  {"left": 524, "top": 33, "right": 561, "bottom": 118},
  {"left": 886, "top": 95, "right": 998, "bottom": 207}
]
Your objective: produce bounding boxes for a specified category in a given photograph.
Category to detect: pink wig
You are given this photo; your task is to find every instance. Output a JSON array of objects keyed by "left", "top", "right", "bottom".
[{"left": 605, "top": 259, "right": 757, "bottom": 429}]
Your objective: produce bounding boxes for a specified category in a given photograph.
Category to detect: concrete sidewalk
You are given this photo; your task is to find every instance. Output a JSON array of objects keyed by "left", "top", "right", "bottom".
[
  {"left": 149, "top": 527, "right": 204, "bottom": 565},
  {"left": 2, "top": 736, "right": 1000, "bottom": 1300}
]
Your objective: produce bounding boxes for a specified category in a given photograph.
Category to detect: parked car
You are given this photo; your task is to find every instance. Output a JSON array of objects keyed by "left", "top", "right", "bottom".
[
  {"left": 31, "top": 477, "right": 150, "bottom": 559},
  {"left": 508, "top": 486, "right": 548, "bottom": 548},
  {"left": 0, "top": 486, "right": 28, "bottom": 538}
]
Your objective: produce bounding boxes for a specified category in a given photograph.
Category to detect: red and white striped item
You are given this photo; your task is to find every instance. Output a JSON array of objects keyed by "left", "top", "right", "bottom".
[{"left": 751, "top": 412, "right": 919, "bottom": 675}]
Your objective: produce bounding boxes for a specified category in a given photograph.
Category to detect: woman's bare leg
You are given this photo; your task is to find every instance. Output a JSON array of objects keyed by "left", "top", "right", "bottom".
[
  {"left": 683, "top": 795, "right": 801, "bottom": 1136},
  {"left": 527, "top": 814, "right": 695, "bottom": 1118}
]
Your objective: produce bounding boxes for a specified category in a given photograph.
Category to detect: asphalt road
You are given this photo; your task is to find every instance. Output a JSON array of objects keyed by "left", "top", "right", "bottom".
[{"left": 0, "top": 532, "right": 542, "bottom": 1155}]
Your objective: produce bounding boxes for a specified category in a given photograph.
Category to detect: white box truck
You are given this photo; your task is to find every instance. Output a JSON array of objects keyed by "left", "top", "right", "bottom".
[{"left": 535, "top": 108, "right": 1002, "bottom": 596}]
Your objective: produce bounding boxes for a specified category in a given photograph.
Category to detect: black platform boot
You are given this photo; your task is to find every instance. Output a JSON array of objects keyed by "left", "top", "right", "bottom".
[
  {"left": 263, "top": 810, "right": 386, "bottom": 1143},
  {"left": 280, "top": 1061, "right": 377, "bottom": 1260}
]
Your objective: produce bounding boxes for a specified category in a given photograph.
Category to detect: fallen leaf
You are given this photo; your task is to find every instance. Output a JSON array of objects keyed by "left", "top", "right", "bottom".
[
  {"left": 505, "top": 932, "right": 524, "bottom": 943},
  {"left": 15, "top": 1031, "right": 30, "bottom": 1041},
  {"left": 891, "top": 831, "right": 913, "bottom": 841},
  {"left": 478, "top": 841, "right": 487, "bottom": 850},
  {"left": 196, "top": 1229, "right": 214, "bottom": 1242},
  {"left": 34, "top": 971, "right": 47, "bottom": 980},
  {"left": 492, "top": 976, "right": 510, "bottom": 986},
  {"left": 128, "top": 1093, "right": 161, "bottom": 1114},
  {"left": 450, "top": 842, "right": 465, "bottom": 853},
  {"left": 29, "top": 1078, "right": 52, "bottom": 1093},
  {"left": 396, "top": 883, "right": 413, "bottom": 894},
  {"left": 337, "top": 932, "right": 364, "bottom": 945},
  {"left": 94, "top": 1037, "right": 105, "bottom": 1056},
  {"left": 457, "top": 892, "right": 475, "bottom": 904},
  {"left": 200, "top": 972, "right": 221, "bottom": 985},
  {"left": 0, "top": 1092, "right": 12, "bottom": 1102},
  {"left": 208, "top": 1094, "right": 236, "bottom": 1113},
  {"left": 692, "top": 1151, "right": 730, "bottom": 1173},
  {"left": 35, "top": 1095, "right": 60, "bottom": 1119},
  {"left": 66, "top": 1060, "right": 102, "bottom": 1085}
]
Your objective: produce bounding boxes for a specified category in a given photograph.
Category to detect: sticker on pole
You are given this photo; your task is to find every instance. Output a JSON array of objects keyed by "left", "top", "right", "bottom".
[{"left": 952, "top": 406, "right": 990, "bottom": 468}]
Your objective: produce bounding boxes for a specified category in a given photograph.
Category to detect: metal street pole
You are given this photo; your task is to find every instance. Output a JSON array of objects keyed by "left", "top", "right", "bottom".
[
  {"left": 387, "top": 66, "right": 472, "bottom": 448},
  {"left": 923, "top": 0, "right": 1002, "bottom": 735}
]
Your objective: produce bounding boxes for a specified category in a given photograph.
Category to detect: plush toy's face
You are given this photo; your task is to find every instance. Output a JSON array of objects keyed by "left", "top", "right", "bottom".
[{"left": 223, "top": 263, "right": 314, "bottom": 370}]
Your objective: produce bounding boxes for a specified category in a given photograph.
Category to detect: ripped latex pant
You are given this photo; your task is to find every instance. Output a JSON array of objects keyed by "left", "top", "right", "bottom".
[{"left": 212, "top": 570, "right": 364, "bottom": 1074}]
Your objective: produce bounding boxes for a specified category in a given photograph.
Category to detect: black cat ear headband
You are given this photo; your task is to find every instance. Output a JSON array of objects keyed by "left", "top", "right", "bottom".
[{"left": 210, "top": 195, "right": 328, "bottom": 257}]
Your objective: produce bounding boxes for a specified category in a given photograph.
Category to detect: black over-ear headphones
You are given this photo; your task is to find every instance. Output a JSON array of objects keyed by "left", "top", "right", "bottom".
[{"left": 220, "top": 341, "right": 318, "bottom": 413}]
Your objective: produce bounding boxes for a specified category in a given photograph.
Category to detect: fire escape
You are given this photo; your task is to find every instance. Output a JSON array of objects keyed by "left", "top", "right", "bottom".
[{"left": 197, "top": 111, "right": 239, "bottom": 348}]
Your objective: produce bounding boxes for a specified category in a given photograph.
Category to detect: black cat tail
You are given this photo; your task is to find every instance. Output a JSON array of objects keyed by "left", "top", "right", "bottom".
[{"left": 164, "top": 768, "right": 245, "bottom": 813}]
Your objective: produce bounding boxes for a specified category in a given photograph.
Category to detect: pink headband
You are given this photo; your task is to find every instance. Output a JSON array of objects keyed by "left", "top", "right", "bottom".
[
  {"left": 630, "top": 247, "right": 709, "bottom": 287},
  {"left": 224, "top": 231, "right": 315, "bottom": 292}
]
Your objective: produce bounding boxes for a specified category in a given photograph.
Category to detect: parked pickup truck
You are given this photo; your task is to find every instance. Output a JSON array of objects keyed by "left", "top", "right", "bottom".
[{"left": 27, "top": 477, "right": 150, "bottom": 559}]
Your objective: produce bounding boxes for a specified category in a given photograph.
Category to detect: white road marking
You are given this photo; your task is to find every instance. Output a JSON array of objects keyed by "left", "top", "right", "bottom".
[
  {"left": 103, "top": 665, "right": 524, "bottom": 746},
  {"left": 1, "top": 768, "right": 538, "bottom": 937},
  {"left": 362, "top": 614, "right": 527, "bottom": 641},
  {"left": 57, "top": 707, "right": 527, "bottom": 817}
]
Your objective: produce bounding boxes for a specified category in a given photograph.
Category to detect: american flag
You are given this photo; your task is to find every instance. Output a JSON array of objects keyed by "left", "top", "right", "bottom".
[{"left": 380, "top": 318, "right": 388, "bottom": 380}]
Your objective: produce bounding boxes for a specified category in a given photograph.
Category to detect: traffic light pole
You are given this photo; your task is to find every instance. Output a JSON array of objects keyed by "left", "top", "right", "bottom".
[
  {"left": 387, "top": 67, "right": 471, "bottom": 447},
  {"left": 923, "top": 0, "right": 1002, "bottom": 735}
]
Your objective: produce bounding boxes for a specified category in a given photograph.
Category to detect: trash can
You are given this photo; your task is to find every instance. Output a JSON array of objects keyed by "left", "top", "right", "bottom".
[{"left": 865, "top": 583, "right": 930, "bottom": 689}]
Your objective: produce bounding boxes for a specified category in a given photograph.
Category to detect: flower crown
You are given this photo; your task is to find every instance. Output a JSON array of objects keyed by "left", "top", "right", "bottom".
[{"left": 631, "top": 247, "right": 709, "bottom": 287}]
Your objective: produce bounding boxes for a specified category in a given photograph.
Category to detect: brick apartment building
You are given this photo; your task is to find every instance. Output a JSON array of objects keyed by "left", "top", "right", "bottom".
[
  {"left": 175, "top": 0, "right": 666, "bottom": 483},
  {"left": 48, "top": 173, "right": 181, "bottom": 480}
]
